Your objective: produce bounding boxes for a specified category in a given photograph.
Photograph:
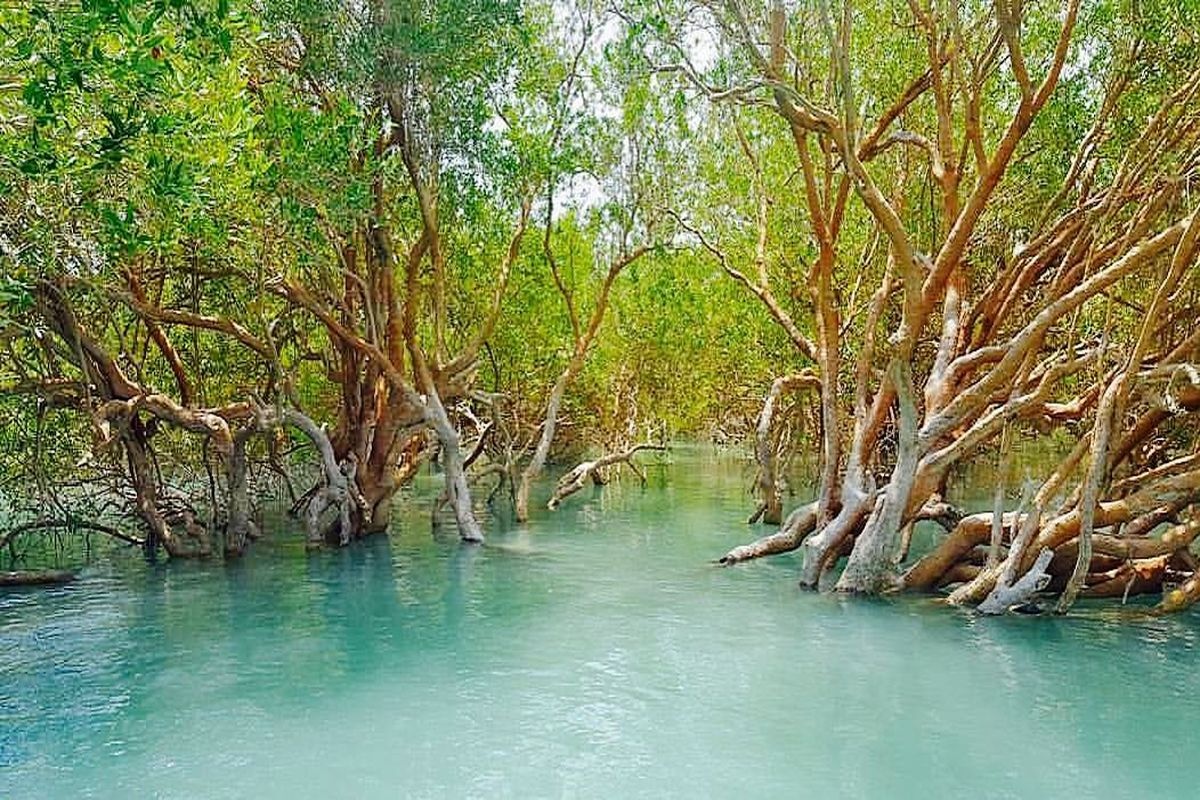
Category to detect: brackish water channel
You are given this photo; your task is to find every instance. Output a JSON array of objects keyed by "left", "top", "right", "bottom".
[{"left": 3, "top": 447, "right": 1200, "bottom": 798}]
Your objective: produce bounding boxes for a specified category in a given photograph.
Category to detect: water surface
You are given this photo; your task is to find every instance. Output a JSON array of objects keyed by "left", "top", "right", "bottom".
[{"left": 3, "top": 448, "right": 1198, "bottom": 798}]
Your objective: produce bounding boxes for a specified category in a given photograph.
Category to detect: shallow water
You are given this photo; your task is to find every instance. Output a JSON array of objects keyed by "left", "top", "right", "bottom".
[{"left": 3, "top": 447, "right": 1199, "bottom": 799}]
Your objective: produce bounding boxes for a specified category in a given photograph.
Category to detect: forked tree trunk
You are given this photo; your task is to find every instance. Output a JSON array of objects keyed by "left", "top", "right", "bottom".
[
  {"left": 123, "top": 427, "right": 208, "bottom": 559},
  {"left": 794, "top": 358, "right": 895, "bottom": 587},
  {"left": 422, "top": 386, "right": 485, "bottom": 543},
  {"left": 752, "top": 373, "right": 819, "bottom": 524},
  {"left": 836, "top": 362, "right": 920, "bottom": 593},
  {"left": 515, "top": 246, "right": 649, "bottom": 522},
  {"left": 276, "top": 407, "right": 363, "bottom": 547},
  {"left": 796, "top": 495, "right": 873, "bottom": 587}
]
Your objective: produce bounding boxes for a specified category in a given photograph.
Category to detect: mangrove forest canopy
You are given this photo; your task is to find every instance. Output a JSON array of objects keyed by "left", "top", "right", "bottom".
[{"left": 3, "top": 0, "right": 1200, "bottom": 616}]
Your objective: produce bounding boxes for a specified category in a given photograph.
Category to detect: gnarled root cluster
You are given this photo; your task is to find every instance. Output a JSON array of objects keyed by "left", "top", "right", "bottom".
[
  {"left": 6, "top": 281, "right": 366, "bottom": 560},
  {"left": 903, "top": 472, "right": 1200, "bottom": 614}
]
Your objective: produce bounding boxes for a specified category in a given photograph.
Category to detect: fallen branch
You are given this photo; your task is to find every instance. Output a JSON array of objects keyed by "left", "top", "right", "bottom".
[
  {"left": 720, "top": 502, "right": 819, "bottom": 564},
  {"left": 547, "top": 443, "right": 667, "bottom": 510},
  {"left": 0, "top": 570, "right": 76, "bottom": 587},
  {"left": 1, "top": 517, "right": 144, "bottom": 549}
]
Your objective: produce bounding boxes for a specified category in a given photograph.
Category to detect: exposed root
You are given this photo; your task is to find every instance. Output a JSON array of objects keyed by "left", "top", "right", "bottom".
[
  {"left": 933, "top": 514, "right": 1200, "bottom": 613},
  {"left": 976, "top": 548, "right": 1054, "bottom": 615},
  {"left": 1159, "top": 569, "right": 1200, "bottom": 613},
  {"left": 719, "top": 502, "right": 818, "bottom": 565},
  {"left": 1081, "top": 555, "right": 1179, "bottom": 600}
]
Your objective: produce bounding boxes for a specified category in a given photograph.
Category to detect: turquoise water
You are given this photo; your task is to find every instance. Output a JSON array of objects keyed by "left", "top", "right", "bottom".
[{"left": 3, "top": 448, "right": 1200, "bottom": 799}]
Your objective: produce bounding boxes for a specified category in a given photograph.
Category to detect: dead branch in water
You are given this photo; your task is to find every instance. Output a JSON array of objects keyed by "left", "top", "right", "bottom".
[
  {"left": 0, "top": 570, "right": 76, "bottom": 587},
  {"left": 547, "top": 443, "right": 667, "bottom": 509}
]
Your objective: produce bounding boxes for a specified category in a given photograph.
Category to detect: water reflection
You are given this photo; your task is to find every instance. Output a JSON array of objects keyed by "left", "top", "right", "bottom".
[{"left": 3, "top": 448, "right": 1200, "bottom": 799}]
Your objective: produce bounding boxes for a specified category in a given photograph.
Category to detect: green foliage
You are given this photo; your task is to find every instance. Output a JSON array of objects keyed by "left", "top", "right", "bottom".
[{"left": 2, "top": 0, "right": 1198, "bottom": 509}]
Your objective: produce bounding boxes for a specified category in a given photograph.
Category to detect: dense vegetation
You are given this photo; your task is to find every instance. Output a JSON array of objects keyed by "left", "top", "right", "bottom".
[{"left": 2, "top": 0, "right": 1199, "bottom": 616}]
